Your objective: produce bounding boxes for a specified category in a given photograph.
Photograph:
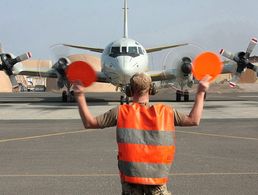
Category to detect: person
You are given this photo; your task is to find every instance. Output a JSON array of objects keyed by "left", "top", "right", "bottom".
[{"left": 73, "top": 73, "right": 210, "bottom": 195}]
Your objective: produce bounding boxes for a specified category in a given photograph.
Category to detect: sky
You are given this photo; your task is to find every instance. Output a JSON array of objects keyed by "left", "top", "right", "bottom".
[{"left": 1, "top": 0, "right": 258, "bottom": 61}]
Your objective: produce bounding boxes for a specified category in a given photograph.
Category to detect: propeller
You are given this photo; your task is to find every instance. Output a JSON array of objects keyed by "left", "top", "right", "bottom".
[
  {"left": 220, "top": 37, "right": 257, "bottom": 87},
  {"left": 52, "top": 57, "right": 71, "bottom": 88},
  {"left": 0, "top": 51, "right": 32, "bottom": 88},
  {"left": 49, "top": 44, "right": 71, "bottom": 89},
  {"left": 161, "top": 43, "right": 203, "bottom": 90}
]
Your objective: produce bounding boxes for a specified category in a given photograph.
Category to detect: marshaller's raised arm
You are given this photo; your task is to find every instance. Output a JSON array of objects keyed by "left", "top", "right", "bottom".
[
  {"left": 73, "top": 81, "right": 99, "bottom": 129},
  {"left": 181, "top": 75, "right": 211, "bottom": 126}
]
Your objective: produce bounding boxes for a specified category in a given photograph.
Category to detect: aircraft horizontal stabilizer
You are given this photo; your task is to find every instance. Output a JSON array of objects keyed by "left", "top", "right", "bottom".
[
  {"left": 146, "top": 43, "right": 188, "bottom": 53},
  {"left": 61, "top": 44, "right": 104, "bottom": 53}
]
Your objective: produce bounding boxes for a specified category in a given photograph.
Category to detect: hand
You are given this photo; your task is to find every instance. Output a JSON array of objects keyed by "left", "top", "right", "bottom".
[
  {"left": 197, "top": 75, "right": 211, "bottom": 93},
  {"left": 72, "top": 80, "right": 85, "bottom": 96}
]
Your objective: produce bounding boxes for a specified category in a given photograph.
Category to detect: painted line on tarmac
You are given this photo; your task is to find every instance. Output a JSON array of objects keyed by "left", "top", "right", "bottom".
[
  {"left": 1, "top": 129, "right": 257, "bottom": 144},
  {"left": 238, "top": 95, "right": 258, "bottom": 98},
  {"left": 0, "top": 172, "right": 257, "bottom": 177},
  {"left": 177, "top": 130, "right": 258, "bottom": 141},
  {"left": 0, "top": 174, "right": 118, "bottom": 177},
  {"left": 0, "top": 129, "right": 99, "bottom": 143}
]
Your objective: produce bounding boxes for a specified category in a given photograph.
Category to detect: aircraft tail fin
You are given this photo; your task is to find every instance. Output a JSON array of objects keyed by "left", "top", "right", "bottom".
[{"left": 123, "top": 0, "right": 128, "bottom": 38}]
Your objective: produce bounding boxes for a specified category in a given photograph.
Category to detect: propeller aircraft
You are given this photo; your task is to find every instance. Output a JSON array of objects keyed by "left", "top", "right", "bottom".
[{"left": 0, "top": 0, "right": 257, "bottom": 103}]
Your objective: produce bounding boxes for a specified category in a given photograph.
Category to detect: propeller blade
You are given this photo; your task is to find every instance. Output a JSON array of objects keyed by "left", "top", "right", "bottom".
[
  {"left": 50, "top": 45, "right": 70, "bottom": 61},
  {"left": 219, "top": 49, "right": 235, "bottom": 61},
  {"left": 246, "top": 62, "right": 257, "bottom": 72},
  {"left": 9, "top": 74, "right": 18, "bottom": 88},
  {"left": 229, "top": 73, "right": 241, "bottom": 88},
  {"left": 245, "top": 37, "right": 257, "bottom": 58},
  {"left": 10, "top": 52, "right": 32, "bottom": 65}
]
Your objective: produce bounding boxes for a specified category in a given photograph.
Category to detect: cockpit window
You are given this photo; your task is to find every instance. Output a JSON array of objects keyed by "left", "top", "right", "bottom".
[
  {"left": 122, "top": 47, "right": 127, "bottom": 54},
  {"left": 128, "top": 47, "right": 137, "bottom": 54},
  {"left": 111, "top": 47, "right": 120, "bottom": 54},
  {"left": 109, "top": 46, "right": 141, "bottom": 58},
  {"left": 138, "top": 47, "right": 143, "bottom": 55}
]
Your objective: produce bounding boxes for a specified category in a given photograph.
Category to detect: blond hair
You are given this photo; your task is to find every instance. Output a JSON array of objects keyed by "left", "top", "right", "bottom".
[{"left": 130, "top": 73, "right": 152, "bottom": 96}]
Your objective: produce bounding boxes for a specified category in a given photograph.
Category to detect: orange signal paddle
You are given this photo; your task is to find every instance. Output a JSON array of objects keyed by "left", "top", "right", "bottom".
[
  {"left": 66, "top": 61, "right": 96, "bottom": 87},
  {"left": 192, "top": 52, "right": 223, "bottom": 82}
]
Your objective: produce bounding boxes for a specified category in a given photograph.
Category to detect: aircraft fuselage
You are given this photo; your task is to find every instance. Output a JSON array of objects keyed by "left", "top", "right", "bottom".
[{"left": 101, "top": 38, "right": 148, "bottom": 86}]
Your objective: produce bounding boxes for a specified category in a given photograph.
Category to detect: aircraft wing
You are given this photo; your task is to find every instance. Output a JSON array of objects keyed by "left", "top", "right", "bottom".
[
  {"left": 12, "top": 61, "right": 57, "bottom": 78},
  {"left": 146, "top": 43, "right": 188, "bottom": 53},
  {"left": 61, "top": 44, "right": 104, "bottom": 53},
  {"left": 62, "top": 43, "right": 188, "bottom": 54},
  {"left": 13, "top": 61, "right": 109, "bottom": 83},
  {"left": 146, "top": 69, "right": 177, "bottom": 82}
]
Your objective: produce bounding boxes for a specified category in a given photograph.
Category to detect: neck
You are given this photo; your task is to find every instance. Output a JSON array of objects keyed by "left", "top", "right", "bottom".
[{"left": 132, "top": 93, "right": 149, "bottom": 104}]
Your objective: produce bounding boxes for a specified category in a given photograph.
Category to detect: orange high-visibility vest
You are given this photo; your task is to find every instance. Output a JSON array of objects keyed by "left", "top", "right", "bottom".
[{"left": 117, "top": 103, "right": 175, "bottom": 185}]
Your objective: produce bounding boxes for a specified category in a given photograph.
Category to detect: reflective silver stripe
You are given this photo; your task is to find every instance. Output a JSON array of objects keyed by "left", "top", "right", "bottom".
[
  {"left": 117, "top": 128, "right": 175, "bottom": 146},
  {"left": 118, "top": 160, "right": 171, "bottom": 178}
]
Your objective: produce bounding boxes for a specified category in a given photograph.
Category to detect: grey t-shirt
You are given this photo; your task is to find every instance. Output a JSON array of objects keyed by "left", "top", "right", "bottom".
[{"left": 96, "top": 104, "right": 186, "bottom": 128}]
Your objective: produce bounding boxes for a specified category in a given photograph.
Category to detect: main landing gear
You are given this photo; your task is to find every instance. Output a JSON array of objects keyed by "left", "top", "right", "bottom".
[
  {"left": 176, "top": 90, "right": 189, "bottom": 102},
  {"left": 62, "top": 90, "right": 75, "bottom": 102},
  {"left": 120, "top": 95, "right": 129, "bottom": 105}
]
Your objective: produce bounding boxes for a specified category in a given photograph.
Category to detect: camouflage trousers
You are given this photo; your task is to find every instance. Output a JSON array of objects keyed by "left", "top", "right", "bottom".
[{"left": 121, "top": 182, "right": 171, "bottom": 195}]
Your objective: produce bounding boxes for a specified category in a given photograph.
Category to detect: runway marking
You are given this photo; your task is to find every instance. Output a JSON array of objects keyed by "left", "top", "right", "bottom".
[
  {"left": 0, "top": 172, "right": 257, "bottom": 177},
  {"left": 238, "top": 95, "right": 258, "bottom": 98},
  {"left": 0, "top": 129, "right": 99, "bottom": 143},
  {"left": 1, "top": 129, "right": 257, "bottom": 144},
  {"left": 177, "top": 130, "right": 258, "bottom": 141}
]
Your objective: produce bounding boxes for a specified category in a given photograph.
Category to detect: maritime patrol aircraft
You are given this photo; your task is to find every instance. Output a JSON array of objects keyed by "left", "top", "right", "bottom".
[{"left": 0, "top": 0, "right": 257, "bottom": 103}]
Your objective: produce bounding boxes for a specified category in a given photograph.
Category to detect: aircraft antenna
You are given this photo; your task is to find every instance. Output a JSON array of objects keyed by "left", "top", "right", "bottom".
[{"left": 123, "top": 0, "right": 128, "bottom": 38}]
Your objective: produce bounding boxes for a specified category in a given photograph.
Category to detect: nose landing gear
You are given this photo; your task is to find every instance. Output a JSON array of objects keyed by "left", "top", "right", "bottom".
[{"left": 176, "top": 90, "right": 189, "bottom": 102}]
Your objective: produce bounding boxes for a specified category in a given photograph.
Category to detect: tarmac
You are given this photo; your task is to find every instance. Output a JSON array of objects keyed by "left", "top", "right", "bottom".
[{"left": 0, "top": 88, "right": 257, "bottom": 194}]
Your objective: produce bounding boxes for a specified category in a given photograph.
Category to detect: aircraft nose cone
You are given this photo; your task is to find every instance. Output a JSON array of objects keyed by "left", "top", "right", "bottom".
[
  {"left": 116, "top": 56, "right": 134, "bottom": 83},
  {"left": 116, "top": 56, "right": 131, "bottom": 68}
]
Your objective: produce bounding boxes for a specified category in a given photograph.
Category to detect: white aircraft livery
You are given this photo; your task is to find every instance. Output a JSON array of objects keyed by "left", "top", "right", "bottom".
[{"left": 0, "top": 0, "right": 257, "bottom": 102}]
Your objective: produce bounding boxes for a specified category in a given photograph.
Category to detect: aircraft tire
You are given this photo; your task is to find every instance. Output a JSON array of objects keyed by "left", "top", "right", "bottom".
[
  {"left": 62, "top": 91, "right": 68, "bottom": 102},
  {"left": 176, "top": 90, "right": 182, "bottom": 102},
  {"left": 183, "top": 91, "right": 189, "bottom": 102}
]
